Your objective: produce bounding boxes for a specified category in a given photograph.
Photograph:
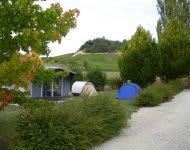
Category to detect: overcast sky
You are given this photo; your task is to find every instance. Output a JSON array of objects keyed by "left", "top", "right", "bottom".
[{"left": 38, "top": 0, "right": 159, "bottom": 56}]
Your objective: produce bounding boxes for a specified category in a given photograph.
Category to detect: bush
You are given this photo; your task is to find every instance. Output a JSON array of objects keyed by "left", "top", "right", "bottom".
[
  {"left": 107, "top": 77, "right": 122, "bottom": 90},
  {"left": 135, "top": 80, "right": 184, "bottom": 107},
  {"left": 135, "top": 90, "right": 163, "bottom": 107},
  {"left": 11, "top": 92, "right": 46, "bottom": 107},
  {"left": 12, "top": 95, "right": 127, "bottom": 150},
  {"left": 11, "top": 92, "right": 32, "bottom": 105},
  {"left": 86, "top": 68, "right": 107, "bottom": 91}
]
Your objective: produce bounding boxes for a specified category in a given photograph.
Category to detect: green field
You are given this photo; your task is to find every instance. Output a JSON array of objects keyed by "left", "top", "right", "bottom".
[{"left": 43, "top": 53, "right": 120, "bottom": 71}]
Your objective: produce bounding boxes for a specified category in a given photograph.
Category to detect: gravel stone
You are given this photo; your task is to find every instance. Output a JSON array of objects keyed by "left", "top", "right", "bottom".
[{"left": 95, "top": 90, "right": 190, "bottom": 150}]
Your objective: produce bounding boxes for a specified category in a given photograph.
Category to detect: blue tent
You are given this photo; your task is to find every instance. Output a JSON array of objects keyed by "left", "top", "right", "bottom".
[{"left": 116, "top": 83, "right": 142, "bottom": 100}]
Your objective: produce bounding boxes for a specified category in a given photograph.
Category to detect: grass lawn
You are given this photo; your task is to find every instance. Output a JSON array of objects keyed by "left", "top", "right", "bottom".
[
  {"left": 0, "top": 106, "right": 21, "bottom": 150},
  {"left": 43, "top": 53, "right": 120, "bottom": 71}
]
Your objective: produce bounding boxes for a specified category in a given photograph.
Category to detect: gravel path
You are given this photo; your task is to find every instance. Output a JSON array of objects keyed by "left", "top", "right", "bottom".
[{"left": 95, "top": 90, "right": 190, "bottom": 150}]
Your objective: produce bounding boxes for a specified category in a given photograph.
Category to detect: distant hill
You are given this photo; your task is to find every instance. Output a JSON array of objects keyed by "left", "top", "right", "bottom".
[
  {"left": 43, "top": 52, "right": 121, "bottom": 71},
  {"left": 79, "top": 37, "right": 126, "bottom": 53}
]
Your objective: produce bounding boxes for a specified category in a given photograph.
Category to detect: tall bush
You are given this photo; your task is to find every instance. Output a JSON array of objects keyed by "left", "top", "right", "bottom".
[
  {"left": 159, "top": 19, "right": 190, "bottom": 80},
  {"left": 119, "top": 26, "right": 159, "bottom": 87},
  {"left": 86, "top": 68, "right": 107, "bottom": 91}
]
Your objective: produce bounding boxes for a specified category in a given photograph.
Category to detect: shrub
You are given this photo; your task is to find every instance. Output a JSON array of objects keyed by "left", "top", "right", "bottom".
[
  {"left": 86, "top": 68, "right": 107, "bottom": 91},
  {"left": 107, "top": 77, "right": 122, "bottom": 90},
  {"left": 12, "top": 95, "right": 127, "bottom": 150},
  {"left": 11, "top": 92, "right": 47, "bottom": 107},
  {"left": 135, "top": 90, "right": 163, "bottom": 107},
  {"left": 11, "top": 92, "right": 31, "bottom": 105},
  {"left": 135, "top": 80, "right": 184, "bottom": 107}
]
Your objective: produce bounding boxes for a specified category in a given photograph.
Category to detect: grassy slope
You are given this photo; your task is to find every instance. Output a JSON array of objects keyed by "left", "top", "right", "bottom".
[{"left": 43, "top": 53, "right": 120, "bottom": 71}]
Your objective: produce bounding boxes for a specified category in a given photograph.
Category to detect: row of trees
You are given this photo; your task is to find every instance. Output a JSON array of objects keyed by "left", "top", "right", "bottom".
[
  {"left": 79, "top": 37, "right": 125, "bottom": 53},
  {"left": 119, "top": 0, "right": 190, "bottom": 87}
]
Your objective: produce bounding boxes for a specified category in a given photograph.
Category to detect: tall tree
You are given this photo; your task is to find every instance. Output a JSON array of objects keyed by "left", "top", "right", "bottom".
[
  {"left": 157, "top": 0, "right": 190, "bottom": 39},
  {"left": 159, "top": 19, "right": 190, "bottom": 80},
  {"left": 0, "top": 0, "right": 79, "bottom": 109},
  {"left": 119, "top": 26, "right": 158, "bottom": 87},
  {"left": 0, "top": 0, "right": 79, "bottom": 62}
]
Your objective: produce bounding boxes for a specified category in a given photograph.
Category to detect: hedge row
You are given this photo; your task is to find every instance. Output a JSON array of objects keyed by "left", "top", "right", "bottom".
[
  {"left": 135, "top": 80, "right": 184, "bottom": 107},
  {"left": 11, "top": 80, "right": 184, "bottom": 149},
  {"left": 12, "top": 95, "right": 127, "bottom": 150}
]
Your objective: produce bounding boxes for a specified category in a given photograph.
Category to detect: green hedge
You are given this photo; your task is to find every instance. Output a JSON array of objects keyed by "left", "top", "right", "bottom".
[
  {"left": 12, "top": 95, "right": 127, "bottom": 150},
  {"left": 135, "top": 80, "right": 184, "bottom": 107}
]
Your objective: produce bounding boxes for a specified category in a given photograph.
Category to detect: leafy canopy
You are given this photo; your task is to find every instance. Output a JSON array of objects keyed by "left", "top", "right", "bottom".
[
  {"left": 0, "top": 0, "right": 79, "bottom": 109},
  {"left": 157, "top": 0, "right": 190, "bottom": 38},
  {"left": 0, "top": 52, "right": 43, "bottom": 108},
  {"left": 32, "top": 68, "right": 69, "bottom": 84},
  {"left": 0, "top": 0, "right": 79, "bottom": 62},
  {"left": 156, "top": 0, "right": 190, "bottom": 79}
]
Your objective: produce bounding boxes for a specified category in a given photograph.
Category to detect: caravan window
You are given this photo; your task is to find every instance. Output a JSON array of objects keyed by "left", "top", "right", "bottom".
[
  {"left": 42, "top": 77, "right": 62, "bottom": 98},
  {"left": 43, "top": 83, "right": 52, "bottom": 97}
]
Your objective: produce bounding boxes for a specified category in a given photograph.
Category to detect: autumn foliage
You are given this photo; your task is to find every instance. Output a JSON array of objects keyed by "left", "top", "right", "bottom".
[
  {"left": 0, "top": 1, "right": 79, "bottom": 109},
  {"left": 0, "top": 52, "right": 43, "bottom": 109}
]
